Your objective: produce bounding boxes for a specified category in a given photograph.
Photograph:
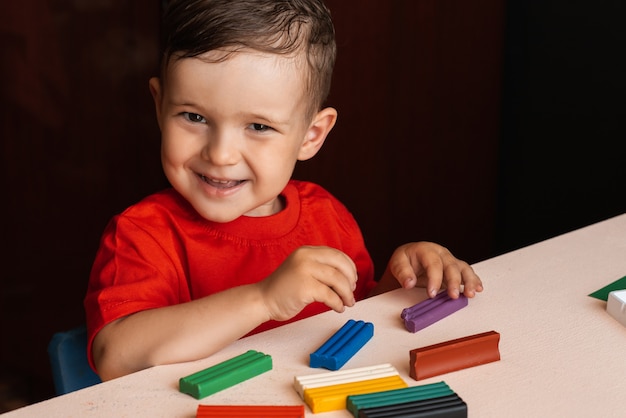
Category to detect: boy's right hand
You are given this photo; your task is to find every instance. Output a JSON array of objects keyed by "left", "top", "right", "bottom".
[{"left": 259, "top": 246, "right": 358, "bottom": 321}]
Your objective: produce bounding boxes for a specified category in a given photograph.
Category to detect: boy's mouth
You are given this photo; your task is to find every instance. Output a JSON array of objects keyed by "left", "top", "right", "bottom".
[{"left": 199, "top": 174, "right": 245, "bottom": 189}]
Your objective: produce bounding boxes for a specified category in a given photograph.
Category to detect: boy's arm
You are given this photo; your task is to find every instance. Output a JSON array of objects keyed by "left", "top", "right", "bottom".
[
  {"left": 92, "top": 283, "right": 269, "bottom": 381},
  {"left": 93, "top": 245, "right": 358, "bottom": 381},
  {"left": 370, "top": 242, "right": 483, "bottom": 298}
]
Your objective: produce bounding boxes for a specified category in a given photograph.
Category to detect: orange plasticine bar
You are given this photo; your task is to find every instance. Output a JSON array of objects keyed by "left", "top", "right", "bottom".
[
  {"left": 294, "top": 364, "right": 407, "bottom": 413},
  {"left": 294, "top": 363, "right": 400, "bottom": 398},
  {"left": 196, "top": 404, "right": 305, "bottom": 418},
  {"left": 410, "top": 330, "right": 501, "bottom": 380},
  {"left": 304, "top": 375, "right": 407, "bottom": 413}
]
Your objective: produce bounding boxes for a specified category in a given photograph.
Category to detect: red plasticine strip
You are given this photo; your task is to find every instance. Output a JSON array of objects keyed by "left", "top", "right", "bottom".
[
  {"left": 401, "top": 291, "right": 468, "bottom": 333},
  {"left": 196, "top": 404, "right": 305, "bottom": 417},
  {"left": 410, "top": 331, "right": 500, "bottom": 380}
]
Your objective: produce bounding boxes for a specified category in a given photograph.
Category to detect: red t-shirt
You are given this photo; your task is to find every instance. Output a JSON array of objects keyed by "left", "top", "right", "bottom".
[{"left": 84, "top": 180, "right": 375, "bottom": 368}]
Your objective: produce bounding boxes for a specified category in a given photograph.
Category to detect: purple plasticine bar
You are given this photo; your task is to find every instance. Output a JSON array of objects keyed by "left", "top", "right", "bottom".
[
  {"left": 310, "top": 319, "right": 374, "bottom": 370},
  {"left": 401, "top": 292, "right": 468, "bottom": 333}
]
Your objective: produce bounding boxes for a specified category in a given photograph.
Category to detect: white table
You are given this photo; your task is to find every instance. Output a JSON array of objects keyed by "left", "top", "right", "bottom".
[{"left": 5, "top": 214, "right": 626, "bottom": 417}]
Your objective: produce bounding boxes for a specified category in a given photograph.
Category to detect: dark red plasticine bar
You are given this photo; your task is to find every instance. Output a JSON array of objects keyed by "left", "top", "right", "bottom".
[{"left": 409, "top": 331, "right": 500, "bottom": 380}]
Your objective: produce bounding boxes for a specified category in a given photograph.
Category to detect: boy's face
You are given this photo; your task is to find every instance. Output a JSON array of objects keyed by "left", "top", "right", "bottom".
[{"left": 150, "top": 50, "right": 336, "bottom": 223}]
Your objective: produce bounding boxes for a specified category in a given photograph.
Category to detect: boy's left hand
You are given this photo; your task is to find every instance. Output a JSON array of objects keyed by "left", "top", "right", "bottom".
[{"left": 384, "top": 242, "right": 483, "bottom": 299}]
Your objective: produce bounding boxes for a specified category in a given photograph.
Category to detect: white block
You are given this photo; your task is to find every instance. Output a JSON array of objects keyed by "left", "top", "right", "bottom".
[
  {"left": 293, "top": 363, "right": 398, "bottom": 398},
  {"left": 606, "top": 290, "right": 626, "bottom": 327}
]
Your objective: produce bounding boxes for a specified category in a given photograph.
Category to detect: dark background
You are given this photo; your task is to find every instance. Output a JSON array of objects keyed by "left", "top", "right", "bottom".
[{"left": 1, "top": 0, "right": 624, "bottom": 409}]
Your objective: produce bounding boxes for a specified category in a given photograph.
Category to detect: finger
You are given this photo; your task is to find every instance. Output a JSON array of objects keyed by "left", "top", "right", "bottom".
[
  {"left": 460, "top": 266, "right": 483, "bottom": 298},
  {"left": 313, "top": 264, "right": 356, "bottom": 307},
  {"left": 387, "top": 249, "right": 419, "bottom": 289},
  {"left": 330, "top": 249, "right": 358, "bottom": 290},
  {"left": 442, "top": 263, "right": 462, "bottom": 299},
  {"left": 394, "top": 263, "right": 419, "bottom": 289},
  {"left": 313, "top": 248, "right": 358, "bottom": 291},
  {"left": 313, "top": 282, "right": 350, "bottom": 313},
  {"left": 418, "top": 253, "right": 445, "bottom": 297}
]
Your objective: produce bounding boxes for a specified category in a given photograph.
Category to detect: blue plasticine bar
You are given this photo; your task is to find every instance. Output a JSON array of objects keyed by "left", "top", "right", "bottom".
[
  {"left": 179, "top": 350, "right": 272, "bottom": 399},
  {"left": 346, "top": 381, "right": 454, "bottom": 417},
  {"left": 310, "top": 319, "right": 374, "bottom": 370},
  {"left": 358, "top": 393, "right": 467, "bottom": 418},
  {"left": 401, "top": 292, "right": 468, "bottom": 333}
]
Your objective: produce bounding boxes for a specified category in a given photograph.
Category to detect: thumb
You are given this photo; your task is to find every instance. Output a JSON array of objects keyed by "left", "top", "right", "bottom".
[{"left": 388, "top": 258, "right": 417, "bottom": 289}]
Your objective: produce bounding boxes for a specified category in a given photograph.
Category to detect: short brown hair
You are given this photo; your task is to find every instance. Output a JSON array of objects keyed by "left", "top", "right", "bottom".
[{"left": 160, "top": 0, "right": 336, "bottom": 113}]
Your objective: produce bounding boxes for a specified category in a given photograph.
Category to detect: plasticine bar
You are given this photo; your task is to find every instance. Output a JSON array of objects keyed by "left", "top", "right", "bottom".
[
  {"left": 358, "top": 393, "right": 467, "bottom": 418},
  {"left": 401, "top": 291, "right": 468, "bottom": 333},
  {"left": 310, "top": 319, "right": 374, "bottom": 370},
  {"left": 294, "top": 363, "right": 400, "bottom": 398},
  {"left": 607, "top": 290, "right": 626, "bottom": 327},
  {"left": 304, "top": 375, "right": 408, "bottom": 413},
  {"left": 179, "top": 350, "right": 272, "bottom": 399},
  {"left": 346, "top": 381, "right": 454, "bottom": 417},
  {"left": 410, "top": 331, "right": 500, "bottom": 380},
  {"left": 196, "top": 404, "right": 305, "bottom": 417}
]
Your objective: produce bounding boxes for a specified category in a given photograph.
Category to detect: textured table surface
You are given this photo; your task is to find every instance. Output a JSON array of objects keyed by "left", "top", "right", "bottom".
[{"left": 5, "top": 214, "right": 626, "bottom": 418}]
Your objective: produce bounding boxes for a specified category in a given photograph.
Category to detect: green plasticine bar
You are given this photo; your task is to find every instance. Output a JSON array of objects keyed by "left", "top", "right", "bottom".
[
  {"left": 179, "top": 350, "right": 272, "bottom": 399},
  {"left": 346, "top": 381, "right": 454, "bottom": 417}
]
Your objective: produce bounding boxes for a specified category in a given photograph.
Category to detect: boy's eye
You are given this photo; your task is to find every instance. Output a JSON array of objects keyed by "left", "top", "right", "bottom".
[
  {"left": 250, "top": 123, "right": 271, "bottom": 132},
  {"left": 183, "top": 112, "right": 206, "bottom": 123}
]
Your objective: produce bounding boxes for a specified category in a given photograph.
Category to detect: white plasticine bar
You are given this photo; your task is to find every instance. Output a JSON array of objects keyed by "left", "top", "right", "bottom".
[
  {"left": 293, "top": 363, "right": 399, "bottom": 398},
  {"left": 607, "top": 290, "right": 626, "bottom": 327}
]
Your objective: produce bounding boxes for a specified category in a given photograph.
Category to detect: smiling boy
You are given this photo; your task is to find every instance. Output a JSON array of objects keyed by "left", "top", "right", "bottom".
[
  {"left": 157, "top": 48, "right": 333, "bottom": 222},
  {"left": 85, "top": 0, "right": 482, "bottom": 381}
]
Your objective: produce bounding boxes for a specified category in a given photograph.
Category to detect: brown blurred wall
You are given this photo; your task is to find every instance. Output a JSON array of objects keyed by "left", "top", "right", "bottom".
[{"left": 0, "top": 0, "right": 166, "bottom": 404}]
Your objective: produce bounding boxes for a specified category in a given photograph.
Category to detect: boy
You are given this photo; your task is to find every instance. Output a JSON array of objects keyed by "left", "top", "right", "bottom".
[{"left": 85, "top": 0, "right": 483, "bottom": 381}]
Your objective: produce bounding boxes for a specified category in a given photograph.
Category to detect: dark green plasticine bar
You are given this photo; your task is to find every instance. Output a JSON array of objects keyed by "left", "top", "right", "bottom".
[
  {"left": 179, "top": 350, "right": 272, "bottom": 399},
  {"left": 346, "top": 381, "right": 454, "bottom": 417},
  {"left": 358, "top": 393, "right": 467, "bottom": 418}
]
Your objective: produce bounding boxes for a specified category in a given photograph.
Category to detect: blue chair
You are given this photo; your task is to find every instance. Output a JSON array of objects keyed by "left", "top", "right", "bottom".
[{"left": 47, "top": 326, "right": 102, "bottom": 395}]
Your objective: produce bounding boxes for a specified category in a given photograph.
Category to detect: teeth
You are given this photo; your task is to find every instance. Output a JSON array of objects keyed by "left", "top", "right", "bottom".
[
  {"left": 200, "top": 174, "right": 242, "bottom": 188},
  {"left": 202, "top": 175, "right": 228, "bottom": 183}
]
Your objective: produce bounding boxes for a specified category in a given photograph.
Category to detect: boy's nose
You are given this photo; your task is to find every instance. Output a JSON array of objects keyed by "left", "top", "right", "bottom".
[{"left": 201, "top": 135, "right": 239, "bottom": 166}]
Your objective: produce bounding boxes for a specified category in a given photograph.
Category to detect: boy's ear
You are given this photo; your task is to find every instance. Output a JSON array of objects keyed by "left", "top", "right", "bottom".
[
  {"left": 148, "top": 77, "right": 163, "bottom": 129},
  {"left": 298, "top": 107, "right": 338, "bottom": 161}
]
